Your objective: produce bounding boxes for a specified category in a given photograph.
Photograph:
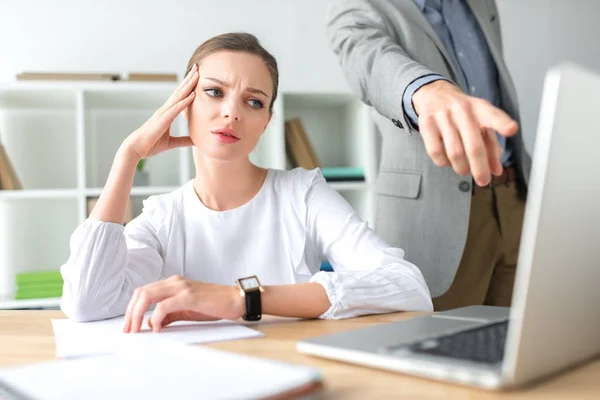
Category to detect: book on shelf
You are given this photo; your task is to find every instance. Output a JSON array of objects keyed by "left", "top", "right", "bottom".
[
  {"left": 15, "top": 270, "right": 62, "bottom": 285},
  {"left": 14, "top": 270, "right": 63, "bottom": 300},
  {"left": 320, "top": 167, "right": 365, "bottom": 182},
  {"left": 0, "top": 129, "right": 23, "bottom": 190},
  {"left": 320, "top": 260, "right": 334, "bottom": 272},
  {"left": 284, "top": 118, "right": 320, "bottom": 170},
  {"left": 15, "top": 287, "right": 63, "bottom": 300},
  {"left": 126, "top": 72, "right": 178, "bottom": 82},
  {"left": 87, "top": 197, "right": 134, "bottom": 224},
  {"left": 283, "top": 119, "right": 366, "bottom": 182},
  {"left": 16, "top": 72, "right": 121, "bottom": 81}
]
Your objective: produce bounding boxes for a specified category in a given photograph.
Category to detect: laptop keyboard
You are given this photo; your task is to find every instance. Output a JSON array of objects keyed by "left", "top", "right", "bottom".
[{"left": 405, "top": 320, "right": 508, "bottom": 364}]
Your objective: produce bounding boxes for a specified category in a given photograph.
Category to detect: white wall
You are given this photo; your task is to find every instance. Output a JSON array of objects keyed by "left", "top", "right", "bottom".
[
  {"left": 498, "top": 0, "right": 600, "bottom": 152},
  {"left": 1, "top": 0, "right": 600, "bottom": 151},
  {"left": 0, "top": 0, "right": 349, "bottom": 92}
]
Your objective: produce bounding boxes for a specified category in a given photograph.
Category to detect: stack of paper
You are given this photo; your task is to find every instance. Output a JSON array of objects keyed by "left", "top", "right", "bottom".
[
  {"left": 51, "top": 311, "right": 264, "bottom": 358},
  {"left": 0, "top": 343, "right": 322, "bottom": 400},
  {"left": 0, "top": 312, "right": 323, "bottom": 398}
]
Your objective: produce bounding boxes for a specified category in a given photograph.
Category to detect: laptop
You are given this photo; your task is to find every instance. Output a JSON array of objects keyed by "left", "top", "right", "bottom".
[{"left": 297, "top": 63, "right": 600, "bottom": 390}]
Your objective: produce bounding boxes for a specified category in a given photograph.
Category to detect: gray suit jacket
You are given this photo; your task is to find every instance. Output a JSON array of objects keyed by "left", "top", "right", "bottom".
[{"left": 326, "top": 0, "right": 531, "bottom": 297}]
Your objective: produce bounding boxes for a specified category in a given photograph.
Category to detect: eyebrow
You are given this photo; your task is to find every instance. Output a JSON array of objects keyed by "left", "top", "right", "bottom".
[{"left": 203, "top": 77, "right": 270, "bottom": 98}]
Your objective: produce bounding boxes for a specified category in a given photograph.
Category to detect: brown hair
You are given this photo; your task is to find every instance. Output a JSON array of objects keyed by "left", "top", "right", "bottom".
[{"left": 185, "top": 32, "right": 279, "bottom": 113}]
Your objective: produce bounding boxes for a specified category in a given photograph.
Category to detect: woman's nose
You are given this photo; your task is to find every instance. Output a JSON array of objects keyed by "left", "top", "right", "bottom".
[{"left": 222, "top": 100, "right": 240, "bottom": 121}]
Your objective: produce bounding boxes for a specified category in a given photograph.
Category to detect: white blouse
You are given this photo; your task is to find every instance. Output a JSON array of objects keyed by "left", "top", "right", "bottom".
[{"left": 60, "top": 168, "right": 433, "bottom": 322}]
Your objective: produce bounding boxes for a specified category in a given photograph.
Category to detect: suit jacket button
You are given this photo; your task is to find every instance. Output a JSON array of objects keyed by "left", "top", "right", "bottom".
[{"left": 458, "top": 181, "right": 471, "bottom": 192}]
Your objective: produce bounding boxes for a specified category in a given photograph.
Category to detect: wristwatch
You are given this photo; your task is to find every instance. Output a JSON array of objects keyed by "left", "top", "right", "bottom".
[{"left": 235, "top": 275, "right": 264, "bottom": 321}]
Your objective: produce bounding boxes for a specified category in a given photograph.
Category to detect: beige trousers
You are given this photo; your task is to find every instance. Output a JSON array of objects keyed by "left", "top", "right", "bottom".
[{"left": 433, "top": 181, "right": 526, "bottom": 311}]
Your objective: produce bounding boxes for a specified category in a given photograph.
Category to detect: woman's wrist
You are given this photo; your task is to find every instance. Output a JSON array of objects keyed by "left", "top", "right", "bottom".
[
  {"left": 229, "top": 285, "right": 246, "bottom": 319},
  {"left": 116, "top": 142, "right": 141, "bottom": 166},
  {"left": 261, "top": 283, "right": 330, "bottom": 319}
]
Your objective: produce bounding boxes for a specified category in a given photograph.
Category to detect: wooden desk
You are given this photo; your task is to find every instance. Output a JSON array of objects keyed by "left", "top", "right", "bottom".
[{"left": 1, "top": 311, "right": 599, "bottom": 399}]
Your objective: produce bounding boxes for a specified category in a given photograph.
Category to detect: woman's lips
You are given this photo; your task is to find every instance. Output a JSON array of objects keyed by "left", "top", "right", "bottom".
[{"left": 211, "top": 129, "right": 240, "bottom": 144}]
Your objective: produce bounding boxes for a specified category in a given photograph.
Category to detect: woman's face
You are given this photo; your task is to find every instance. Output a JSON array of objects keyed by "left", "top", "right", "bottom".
[{"left": 186, "top": 50, "right": 273, "bottom": 162}]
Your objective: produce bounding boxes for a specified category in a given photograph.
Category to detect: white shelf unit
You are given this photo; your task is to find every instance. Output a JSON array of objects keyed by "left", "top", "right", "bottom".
[
  {"left": 0, "top": 82, "right": 378, "bottom": 309},
  {"left": 0, "top": 297, "right": 61, "bottom": 310}
]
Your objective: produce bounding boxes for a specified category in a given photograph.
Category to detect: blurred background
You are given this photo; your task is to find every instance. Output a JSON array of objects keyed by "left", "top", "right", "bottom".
[
  {"left": 0, "top": 0, "right": 599, "bottom": 307},
  {"left": 2, "top": 0, "right": 599, "bottom": 150}
]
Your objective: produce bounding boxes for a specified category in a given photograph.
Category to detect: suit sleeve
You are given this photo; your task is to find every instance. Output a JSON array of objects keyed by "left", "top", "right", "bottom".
[{"left": 326, "top": 0, "right": 437, "bottom": 129}]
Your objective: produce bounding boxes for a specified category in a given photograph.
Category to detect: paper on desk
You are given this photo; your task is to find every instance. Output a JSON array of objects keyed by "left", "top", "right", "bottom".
[
  {"left": 52, "top": 311, "right": 263, "bottom": 358},
  {"left": 0, "top": 343, "right": 322, "bottom": 400}
]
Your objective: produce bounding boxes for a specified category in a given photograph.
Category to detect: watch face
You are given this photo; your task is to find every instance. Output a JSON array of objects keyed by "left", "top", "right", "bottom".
[{"left": 241, "top": 277, "right": 259, "bottom": 290}]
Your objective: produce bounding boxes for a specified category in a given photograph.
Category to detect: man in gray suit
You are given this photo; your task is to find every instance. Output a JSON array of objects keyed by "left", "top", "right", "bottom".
[{"left": 326, "top": 0, "right": 531, "bottom": 310}]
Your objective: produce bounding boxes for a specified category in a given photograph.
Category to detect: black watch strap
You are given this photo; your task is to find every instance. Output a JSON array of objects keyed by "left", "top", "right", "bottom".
[{"left": 243, "top": 290, "right": 262, "bottom": 321}]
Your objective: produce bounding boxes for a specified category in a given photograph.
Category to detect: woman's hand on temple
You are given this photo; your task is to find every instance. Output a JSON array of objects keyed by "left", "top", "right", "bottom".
[
  {"left": 123, "top": 275, "right": 245, "bottom": 333},
  {"left": 122, "top": 64, "right": 199, "bottom": 161}
]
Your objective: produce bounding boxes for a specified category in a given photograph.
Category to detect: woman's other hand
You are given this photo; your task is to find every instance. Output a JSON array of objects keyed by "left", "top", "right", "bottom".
[
  {"left": 122, "top": 64, "right": 199, "bottom": 161},
  {"left": 122, "top": 275, "right": 245, "bottom": 333}
]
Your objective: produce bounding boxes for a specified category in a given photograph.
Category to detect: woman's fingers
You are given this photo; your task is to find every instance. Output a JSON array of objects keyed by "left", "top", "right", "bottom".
[
  {"left": 128, "top": 283, "right": 180, "bottom": 333},
  {"left": 160, "top": 65, "right": 199, "bottom": 114},
  {"left": 133, "top": 91, "right": 195, "bottom": 159},
  {"left": 128, "top": 66, "right": 197, "bottom": 159},
  {"left": 168, "top": 136, "right": 194, "bottom": 150},
  {"left": 156, "top": 92, "right": 195, "bottom": 131},
  {"left": 149, "top": 296, "right": 188, "bottom": 332},
  {"left": 123, "top": 288, "right": 142, "bottom": 333},
  {"left": 158, "top": 311, "right": 219, "bottom": 331}
]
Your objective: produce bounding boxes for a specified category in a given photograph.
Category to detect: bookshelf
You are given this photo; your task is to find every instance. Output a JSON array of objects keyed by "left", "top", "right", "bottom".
[{"left": 0, "top": 82, "right": 379, "bottom": 309}]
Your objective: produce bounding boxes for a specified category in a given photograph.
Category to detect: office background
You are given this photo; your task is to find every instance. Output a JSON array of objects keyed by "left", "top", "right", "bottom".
[
  {"left": 2, "top": 0, "right": 600, "bottom": 151},
  {"left": 0, "top": 0, "right": 599, "bottom": 305}
]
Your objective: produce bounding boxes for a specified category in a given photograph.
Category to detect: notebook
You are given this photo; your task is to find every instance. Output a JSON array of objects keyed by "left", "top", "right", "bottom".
[{"left": 0, "top": 342, "right": 323, "bottom": 399}]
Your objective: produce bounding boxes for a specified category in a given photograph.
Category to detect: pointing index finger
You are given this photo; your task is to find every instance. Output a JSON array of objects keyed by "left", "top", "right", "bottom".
[{"left": 476, "top": 100, "right": 519, "bottom": 138}]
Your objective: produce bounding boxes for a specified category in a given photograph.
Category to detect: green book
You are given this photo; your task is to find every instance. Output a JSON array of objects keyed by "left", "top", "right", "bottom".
[
  {"left": 16, "top": 282, "right": 64, "bottom": 292},
  {"left": 15, "top": 270, "right": 63, "bottom": 285},
  {"left": 320, "top": 167, "right": 365, "bottom": 182},
  {"left": 15, "top": 288, "right": 63, "bottom": 300}
]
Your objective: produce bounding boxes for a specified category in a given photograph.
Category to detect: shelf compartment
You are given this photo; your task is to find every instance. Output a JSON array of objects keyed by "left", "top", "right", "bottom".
[
  {"left": 0, "top": 87, "right": 76, "bottom": 110},
  {"left": 0, "top": 88, "right": 78, "bottom": 189},
  {"left": 84, "top": 88, "right": 186, "bottom": 188},
  {"left": 282, "top": 93, "right": 376, "bottom": 181},
  {"left": 0, "top": 198, "right": 78, "bottom": 300},
  {"left": 83, "top": 84, "right": 178, "bottom": 109}
]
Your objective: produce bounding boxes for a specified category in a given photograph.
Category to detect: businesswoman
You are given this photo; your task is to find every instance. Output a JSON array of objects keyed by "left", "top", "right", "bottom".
[{"left": 60, "top": 32, "right": 433, "bottom": 332}]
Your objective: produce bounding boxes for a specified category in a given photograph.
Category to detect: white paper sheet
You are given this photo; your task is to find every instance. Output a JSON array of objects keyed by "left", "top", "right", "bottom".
[
  {"left": 51, "top": 312, "right": 263, "bottom": 358},
  {"left": 0, "top": 344, "right": 322, "bottom": 400}
]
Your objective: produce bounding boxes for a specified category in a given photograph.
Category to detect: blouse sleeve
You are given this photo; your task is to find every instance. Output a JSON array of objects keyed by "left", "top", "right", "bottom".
[
  {"left": 305, "top": 171, "right": 433, "bottom": 319},
  {"left": 60, "top": 196, "right": 166, "bottom": 322}
]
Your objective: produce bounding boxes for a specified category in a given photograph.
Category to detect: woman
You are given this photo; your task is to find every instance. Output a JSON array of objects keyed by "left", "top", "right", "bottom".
[{"left": 60, "top": 32, "right": 433, "bottom": 332}]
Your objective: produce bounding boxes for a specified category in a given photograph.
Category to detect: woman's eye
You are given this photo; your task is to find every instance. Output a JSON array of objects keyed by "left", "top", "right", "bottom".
[
  {"left": 248, "top": 99, "right": 264, "bottom": 109},
  {"left": 204, "top": 88, "right": 222, "bottom": 97}
]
